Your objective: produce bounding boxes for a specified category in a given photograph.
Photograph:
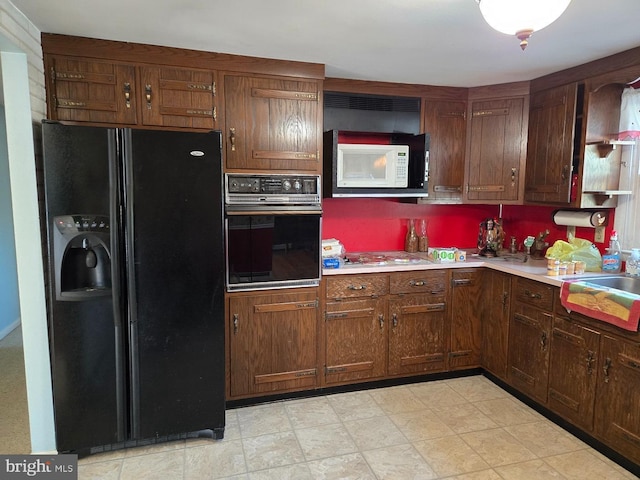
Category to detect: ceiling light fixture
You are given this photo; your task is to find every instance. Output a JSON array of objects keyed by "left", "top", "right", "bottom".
[{"left": 477, "top": 0, "right": 572, "bottom": 50}]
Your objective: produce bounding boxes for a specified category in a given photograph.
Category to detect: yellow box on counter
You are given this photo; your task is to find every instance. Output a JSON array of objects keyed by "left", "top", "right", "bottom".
[{"left": 429, "top": 247, "right": 460, "bottom": 263}]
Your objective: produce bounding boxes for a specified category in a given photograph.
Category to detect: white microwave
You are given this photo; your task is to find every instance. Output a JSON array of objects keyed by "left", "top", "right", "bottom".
[{"left": 336, "top": 143, "right": 410, "bottom": 188}]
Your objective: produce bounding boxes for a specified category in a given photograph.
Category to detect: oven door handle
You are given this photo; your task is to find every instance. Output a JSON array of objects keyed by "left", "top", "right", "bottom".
[{"left": 225, "top": 206, "right": 322, "bottom": 215}]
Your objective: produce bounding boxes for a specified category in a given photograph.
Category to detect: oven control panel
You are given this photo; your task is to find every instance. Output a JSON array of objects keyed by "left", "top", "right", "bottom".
[{"left": 225, "top": 174, "right": 321, "bottom": 205}]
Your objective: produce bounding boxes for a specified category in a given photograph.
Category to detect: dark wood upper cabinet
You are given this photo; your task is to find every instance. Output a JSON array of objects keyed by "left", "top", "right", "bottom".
[
  {"left": 224, "top": 74, "right": 322, "bottom": 173},
  {"left": 422, "top": 100, "right": 467, "bottom": 203},
  {"left": 139, "top": 66, "right": 217, "bottom": 130},
  {"left": 465, "top": 92, "right": 529, "bottom": 204},
  {"left": 524, "top": 83, "right": 578, "bottom": 205},
  {"left": 45, "top": 55, "right": 138, "bottom": 125}
]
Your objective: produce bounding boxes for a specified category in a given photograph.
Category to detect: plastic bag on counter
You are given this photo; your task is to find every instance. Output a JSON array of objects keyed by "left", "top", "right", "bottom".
[
  {"left": 321, "top": 238, "right": 345, "bottom": 268},
  {"left": 545, "top": 235, "right": 602, "bottom": 272}
]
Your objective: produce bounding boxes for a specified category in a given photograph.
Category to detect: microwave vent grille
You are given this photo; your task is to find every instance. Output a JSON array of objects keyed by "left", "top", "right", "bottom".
[{"left": 324, "top": 92, "right": 420, "bottom": 113}]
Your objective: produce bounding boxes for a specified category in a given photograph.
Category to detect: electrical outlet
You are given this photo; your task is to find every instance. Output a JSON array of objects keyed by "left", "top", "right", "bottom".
[
  {"left": 594, "top": 226, "right": 605, "bottom": 243},
  {"left": 566, "top": 226, "right": 576, "bottom": 239}
]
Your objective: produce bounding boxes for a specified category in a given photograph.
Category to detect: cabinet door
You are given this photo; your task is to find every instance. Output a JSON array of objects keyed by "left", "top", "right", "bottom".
[
  {"left": 595, "top": 335, "right": 640, "bottom": 464},
  {"left": 449, "top": 269, "right": 483, "bottom": 369},
  {"left": 388, "top": 293, "right": 446, "bottom": 376},
  {"left": 140, "top": 66, "right": 217, "bottom": 129},
  {"left": 224, "top": 75, "right": 320, "bottom": 172},
  {"left": 466, "top": 97, "right": 527, "bottom": 202},
  {"left": 508, "top": 302, "right": 552, "bottom": 403},
  {"left": 325, "top": 297, "right": 387, "bottom": 385},
  {"left": 525, "top": 84, "right": 577, "bottom": 204},
  {"left": 423, "top": 100, "right": 467, "bottom": 202},
  {"left": 228, "top": 291, "right": 318, "bottom": 398},
  {"left": 46, "top": 55, "right": 137, "bottom": 125},
  {"left": 548, "top": 315, "right": 599, "bottom": 431},
  {"left": 482, "top": 270, "right": 511, "bottom": 380}
]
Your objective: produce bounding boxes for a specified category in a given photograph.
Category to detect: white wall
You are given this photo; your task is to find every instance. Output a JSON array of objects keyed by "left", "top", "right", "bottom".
[{"left": 1, "top": 0, "right": 55, "bottom": 454}]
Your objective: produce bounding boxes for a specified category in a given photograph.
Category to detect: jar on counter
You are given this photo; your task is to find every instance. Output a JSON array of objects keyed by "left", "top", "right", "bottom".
[
  {"left": 627, "top": 248, "right": 640, "bottom": 277},
  {"left": 405, "top": 219, "right": 418, "bottom": 253}
]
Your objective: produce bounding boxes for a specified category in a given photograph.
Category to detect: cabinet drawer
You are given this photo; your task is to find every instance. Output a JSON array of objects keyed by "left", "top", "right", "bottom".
[
  {"left": 325, "top": 274, "right": 388, "bottom": 299},
  {"left": 513, "top": 277, "right": 555, "bottom": 310},
  {"left": 390, "top": 270, "right": 447, "bottom": 295}
]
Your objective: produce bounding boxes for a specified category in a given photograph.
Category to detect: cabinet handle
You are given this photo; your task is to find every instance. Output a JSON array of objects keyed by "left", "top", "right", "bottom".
[
  {"left": 502, "top": 291, "right": 509, "bottom": 310},
  {"left": 540, "top": 331, "right": 548, "bottom": 351},
  {"left": 410, "top": 280, "right": 426, "bottom": 287},
  {"left": 229, "top": 127, "right": 236, "bottom": 151},
  {"left": 524, "top": 289, "right": 542, "bottom": 300},
  {"left": 233, "top": 313, "right": 238, "bottom": 334},
  {"left": 586, "top": 350, "right": 595, "bottom": 375},
  {"left": 348, "top": 284, "right": 367, "bottom": 291},
  {"left": 213, "top": 106, "right": 217, "bottom": 121},
  {"left": 603, "top": 357, "right": 612, "bottom": 383},
  {"left": 452, "top": 279, "right": 471, "bottom": 287},
  {"left": 124, "top": 82, "right": 131, "bottom": 108},
  {"left": 511, "top": 167, "right": 517, "bottom": 186},
  {"left": 145, "top": 84, "right": 152, "bottom": 109},
  {"left": 392, "top": 313, "right": 398, "bottom": 328},
  {"left": 561, "top": 165, "right": 570, "bottom": 182},
  {"left": 379, "top": 314, "right": 384, "bottom": 329}
]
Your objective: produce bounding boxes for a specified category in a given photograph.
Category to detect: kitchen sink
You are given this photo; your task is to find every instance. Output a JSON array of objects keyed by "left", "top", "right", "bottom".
[{"left": 570, "top": 275, "right": 640, "bottom": 296}]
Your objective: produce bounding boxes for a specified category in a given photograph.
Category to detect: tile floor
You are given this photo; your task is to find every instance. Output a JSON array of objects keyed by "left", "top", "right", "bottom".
[{"left": 78, "top": 375, "right": 637, "bottom": 479}]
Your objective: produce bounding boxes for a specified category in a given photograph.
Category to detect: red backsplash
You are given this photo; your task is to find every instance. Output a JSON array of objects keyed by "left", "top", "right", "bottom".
[{"left": 322, "top": 198, "right": 614, "bottom": 255}]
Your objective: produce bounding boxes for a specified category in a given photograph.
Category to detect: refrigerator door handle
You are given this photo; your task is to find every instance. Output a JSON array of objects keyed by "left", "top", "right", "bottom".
[{"left": 108, "top": 128, "right": 127, "bottom": 444}]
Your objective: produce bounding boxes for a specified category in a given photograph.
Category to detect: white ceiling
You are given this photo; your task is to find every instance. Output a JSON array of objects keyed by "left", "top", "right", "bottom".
[{"left": 10, "top": 0, "right": 640, "bottom": 88}]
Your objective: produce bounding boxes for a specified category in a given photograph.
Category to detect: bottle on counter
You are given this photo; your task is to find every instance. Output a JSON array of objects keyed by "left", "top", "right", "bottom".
[
  {"left": 626, "top": 248, "right": 640, "bottom": 277},
  {"left": 418, "top": 219, "right": 429, "bottom": 252},
  {"left": 405, "top": 218, "right": 418, "bottom": 253},
  {"left": 602, "top": 230, "right": 622, "bottom": 273}
]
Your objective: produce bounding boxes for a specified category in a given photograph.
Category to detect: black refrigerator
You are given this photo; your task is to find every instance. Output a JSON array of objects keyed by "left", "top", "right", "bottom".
[{"left": 41, "top": 121, "right": 225, "bottom": 455}]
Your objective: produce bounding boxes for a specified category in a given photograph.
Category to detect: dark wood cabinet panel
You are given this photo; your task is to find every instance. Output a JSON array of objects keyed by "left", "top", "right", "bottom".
[
  {"left": 595, "top": 335, "right": 640, "bottom": 465},
  {"left": 449, "top": 269, "right": 483, "bottom": 369},
  {"left": 228, "top": 290, "right": 318, "bottom": 398},
  {"left": 388, "top": 293, "right": 447, "bottom": 375},
  {"left": 548, "top": 315, "right": 600, "bottom": 431},
  {"left": 224, "top": 75, "right": 321, "bottom": 172},
  {"left": 46, "top": 55, "right": 137, "bottom": 125},
  {"left": 482, "top": 270, "right": 511, "bottom": 380},
  {"left": 139, "top": 66, "right": 217, "bottom": 129},
  {"left": 465, "top": 96, "right": 527, "bottom": 203},
  {"left": 525, "top": 83, "right": 577, "bottom": 204},
  {"left": 324, "top": 297, "right": 387, "bottom": 385},
  {"left": 508, "top": 301, "right": 552, "bottom": 403},
  {"left": 423, "top": 100, "right": 467, "bottom": 202}
]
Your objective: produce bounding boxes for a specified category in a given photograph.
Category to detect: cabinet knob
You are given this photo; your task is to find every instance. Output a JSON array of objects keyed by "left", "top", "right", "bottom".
[
  {"left": 392, "top": 313, "right": 398, "bottom": 328},
  {"left": 233, "top": 313, "right": 239, "bottom": 334},
  {"left": 379, "top": 314, "right": 384, "bottom": 329}
]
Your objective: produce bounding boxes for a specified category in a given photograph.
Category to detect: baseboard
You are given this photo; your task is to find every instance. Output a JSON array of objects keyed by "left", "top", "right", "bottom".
[{"left": 0, "top": 317, "right": 20, "bottom": 341}]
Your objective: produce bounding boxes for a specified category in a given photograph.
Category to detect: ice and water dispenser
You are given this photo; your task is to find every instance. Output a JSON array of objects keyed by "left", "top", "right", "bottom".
[{"left": 53, "top": 214, "right": 112, "bottom": 300}]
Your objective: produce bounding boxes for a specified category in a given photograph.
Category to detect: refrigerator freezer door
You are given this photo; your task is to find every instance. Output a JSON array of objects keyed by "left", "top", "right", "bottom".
[
  {"left": 41, "top": 122, "right": 126, "bottom": 452},
  {"left": 123, "top": 129, "right": 225, "bottom": 439}
]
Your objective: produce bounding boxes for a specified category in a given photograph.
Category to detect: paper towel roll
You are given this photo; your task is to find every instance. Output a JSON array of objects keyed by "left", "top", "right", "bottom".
[{"left": 552, "top": 210, "right": 608, "bottom": 227}]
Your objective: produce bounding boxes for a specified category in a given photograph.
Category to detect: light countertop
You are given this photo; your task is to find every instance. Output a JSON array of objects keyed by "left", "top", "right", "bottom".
[{"left": 322, "top": 252, "right": 612, "bottom": 288}]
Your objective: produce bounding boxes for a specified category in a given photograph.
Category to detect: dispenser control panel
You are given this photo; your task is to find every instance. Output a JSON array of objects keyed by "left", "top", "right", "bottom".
[{"left": 54, "top": 215, "right": 110, "bottom": 234}]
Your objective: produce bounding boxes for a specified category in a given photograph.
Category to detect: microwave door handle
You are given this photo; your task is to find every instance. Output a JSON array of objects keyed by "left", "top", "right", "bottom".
[{"left": 424, "top": 150, "right": 430, "bottom": 182}]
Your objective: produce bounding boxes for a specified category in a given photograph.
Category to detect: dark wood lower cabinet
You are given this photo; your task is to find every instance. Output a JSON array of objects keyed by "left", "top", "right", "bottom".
[
  {"left": 508, "top": 301, "right": 552, "bottom": 404},
  {"left": 449, "top": 269, "right": 483, "bottom": 369},
  {"left": 227, "top": 290, "right": 319, "bottom": 398},
  {"left": 595, "top": 335, "right": 640, "bottom": 465},
  {"left": 388, "top": 294, "right": 446, "bottom": 375},
  {"left": 548, "top": 315, "right": 600, "bottom": 431},
  {"left": 482, "top": 270, "right": 511, "bottom": 380},
  {"left": 324, "top": 297, "right": 387, "bottom": 385}
]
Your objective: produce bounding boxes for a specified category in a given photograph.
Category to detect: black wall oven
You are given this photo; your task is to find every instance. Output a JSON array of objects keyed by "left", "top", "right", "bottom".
[{"left": 224, "top": 174, "right": 322, "bottom": 291}]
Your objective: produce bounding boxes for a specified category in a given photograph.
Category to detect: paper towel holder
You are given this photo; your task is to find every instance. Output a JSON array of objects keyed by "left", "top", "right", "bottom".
[{"left": 552, "top": 209, "right": 609, "bottom": 228}]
